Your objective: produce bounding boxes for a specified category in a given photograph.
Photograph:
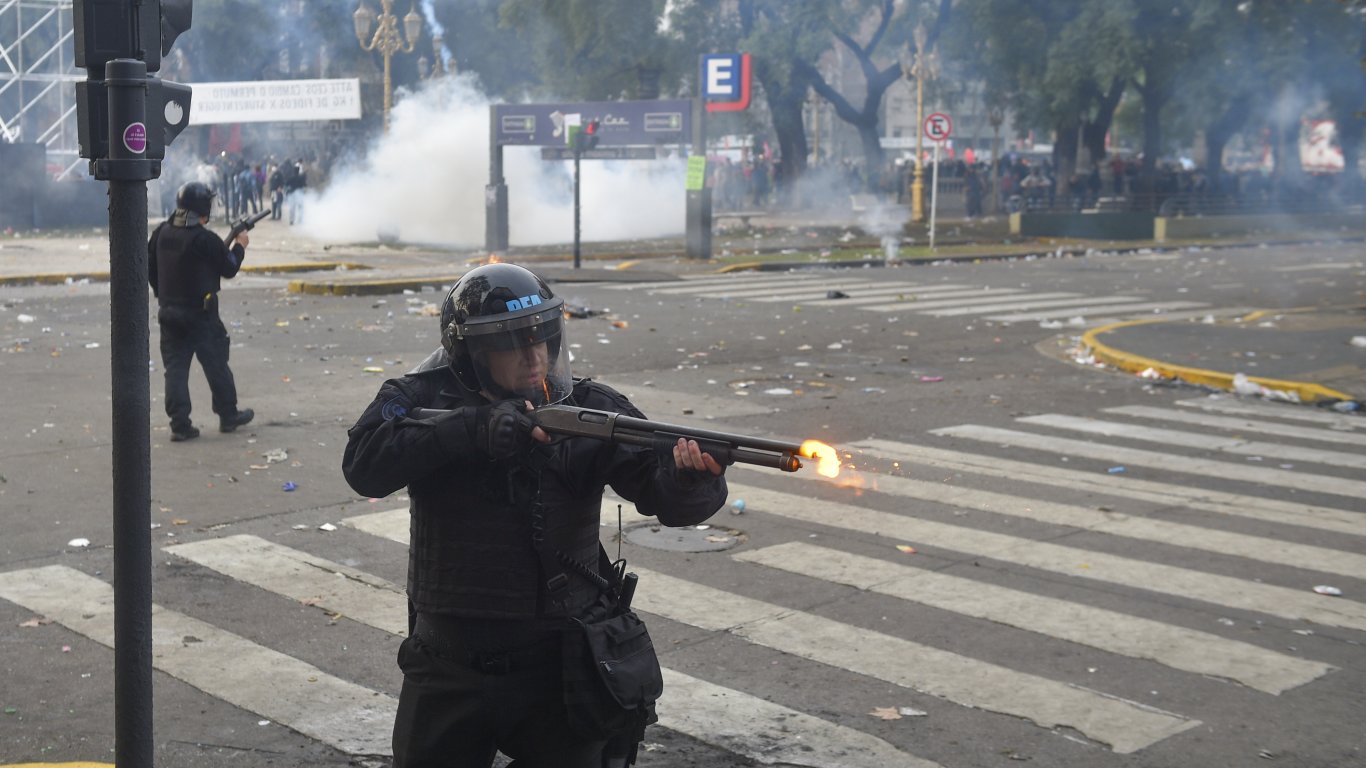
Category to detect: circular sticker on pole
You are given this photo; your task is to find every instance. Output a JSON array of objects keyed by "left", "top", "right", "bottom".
[
  {"left": 923, "top": 112, "right": 953, "bottom": 143},
  {"left": 123, "top": 122, "right": 148, "bottom": 154}
]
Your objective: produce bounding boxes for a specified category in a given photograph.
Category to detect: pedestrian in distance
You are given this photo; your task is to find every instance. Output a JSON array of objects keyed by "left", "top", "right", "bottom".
[
  {"left": 147, "top": 181, "right": 255, "bottom": 442},
  {"left": 342, "top": 263, "right": 728, "bottom": 768}
]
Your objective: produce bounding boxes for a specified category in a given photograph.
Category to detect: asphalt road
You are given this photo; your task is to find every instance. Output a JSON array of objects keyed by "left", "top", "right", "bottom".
[{"left": 0, "top": 242, "right": 1362, "bottom": 767}]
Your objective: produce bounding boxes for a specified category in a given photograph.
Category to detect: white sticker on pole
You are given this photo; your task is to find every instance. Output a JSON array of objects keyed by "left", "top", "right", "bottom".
[{"left": 924, "top": 112, "right": 953, "bottom": 143}]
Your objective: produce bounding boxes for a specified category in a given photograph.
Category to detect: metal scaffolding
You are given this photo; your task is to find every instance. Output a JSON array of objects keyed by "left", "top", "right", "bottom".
[{"left": 0, "top": 0, "right": 82, "bottom": 178}]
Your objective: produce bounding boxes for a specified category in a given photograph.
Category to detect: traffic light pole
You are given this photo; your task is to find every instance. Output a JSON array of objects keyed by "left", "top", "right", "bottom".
[
  {"left": 572, "top": 144, "right": 582, "bottom": 269},
  {"left": 74, "top": 1, "right": 194, "bottom": 763},
  {"left": 685, "top": 94, "right": 711, "bottom": 260},
  {"left": 100, "top": 57, "right": 156, "bottom": 768}
]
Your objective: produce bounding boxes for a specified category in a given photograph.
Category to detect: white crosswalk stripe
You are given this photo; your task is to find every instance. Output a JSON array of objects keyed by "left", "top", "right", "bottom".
[
  {"left": 600, "top": 272, "right": 1211, "bottom": 323},
  {"left": 5, "top": 394, "right": 1360, "bottom": 764},
  {"left": 1175, "top": 395, "right": 1366, "bottom": 430},
  {"left": 1102, "top": 405, "right": 1366, "bottom": 447},
  {"left": 723, "top": 481, "right": 1366, "bottom": 632},
  {"left": 850, "top": 439, "right": 1364, "bottom": 537},
  {"left": 931, "top": 424, "right": 1366, "bottom": 498},
  {"left": 733, "top": 542, "right": 1332, "bottom": 695},
  {"left": 0, "top": 565, "right": 397, "bottom": 757},
  {"left": 1017, "top": 413, "right": 1366, "bottom": 470},
  {"left": 982, "top": 300, "right": 1210, "bottom": 322},
  {"left": 164, "top": 531, "right": 1197, "bottom": 755},
  {"left": 162, "top": 533, "right": 925, "bottom": 766}
]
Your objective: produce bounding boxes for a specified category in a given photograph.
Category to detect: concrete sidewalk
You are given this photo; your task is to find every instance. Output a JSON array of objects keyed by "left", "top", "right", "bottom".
[{"left": 2, "top": 217, "right": 1361, "bottom": 407}]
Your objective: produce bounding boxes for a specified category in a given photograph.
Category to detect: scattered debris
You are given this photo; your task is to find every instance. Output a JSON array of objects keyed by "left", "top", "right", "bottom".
[
  {"left": 282, "top": 481, "right": 298, "bottom": 492},
  {"left": 868, "top": 707, "right": 903, "bottom": 721},
  {"left": 67, "top": 537, "right": 90, "bottom": 548},
  {"left": 318, "top": 523, "right": 337, "bottom": 532},
  {"left": 1312, "top": 585, "right": 1342, "bottom": 597},
  {"left": 896, "top": 545, "right": 916, "bottom": 554}
]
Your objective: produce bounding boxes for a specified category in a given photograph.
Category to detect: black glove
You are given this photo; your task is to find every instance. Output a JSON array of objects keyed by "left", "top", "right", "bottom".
[{"left": 476, "top": 400, "right": 537, "bottom": 460}]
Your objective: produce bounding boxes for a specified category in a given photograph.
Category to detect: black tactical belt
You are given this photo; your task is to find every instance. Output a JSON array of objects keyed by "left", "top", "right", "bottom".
[{"left": 412, "top": 614, "right": 559, "bottom": 675}]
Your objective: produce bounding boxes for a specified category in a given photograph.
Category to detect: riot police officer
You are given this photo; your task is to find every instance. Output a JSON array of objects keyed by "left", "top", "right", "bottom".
[
  {"left": 148, "top": 181, "right": 255, "bottom": 442},
  {"left": 342, "top": 263, "right": 727, "bottom": 768}
]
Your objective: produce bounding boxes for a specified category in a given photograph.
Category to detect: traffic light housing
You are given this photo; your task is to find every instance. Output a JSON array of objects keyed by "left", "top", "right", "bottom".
[
  {"left": 146, "top": 78, "right": 192, "bottom": 159},
  {"left": 571, "top": 120, "right": 601, "bottom": 153},
  {"left": 75, "top": 0, "right": 193, "bottom": 74},
  {"left": 74, "top": 1, "right": 194, "bottom": 173}
]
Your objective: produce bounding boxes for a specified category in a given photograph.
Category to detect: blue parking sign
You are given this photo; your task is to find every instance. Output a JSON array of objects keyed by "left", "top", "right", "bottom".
[{"left": 702, "top": 54, "right": 742, "bottom": 101}]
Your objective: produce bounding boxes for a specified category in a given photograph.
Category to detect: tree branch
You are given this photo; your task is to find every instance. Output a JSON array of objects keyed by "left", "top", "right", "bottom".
[{"left": 796, "top": 58, "right": 862, "bottom": 124}]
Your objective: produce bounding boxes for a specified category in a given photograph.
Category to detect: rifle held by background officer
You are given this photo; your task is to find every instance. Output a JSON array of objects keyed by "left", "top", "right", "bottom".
[{"left": 226, "top": 209, "right": 270, "bottom": 244}]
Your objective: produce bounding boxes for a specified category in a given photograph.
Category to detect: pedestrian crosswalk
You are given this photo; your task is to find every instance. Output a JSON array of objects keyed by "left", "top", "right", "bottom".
[
  {"left": 602, "top": 272, "right": 1216, "bottom": 324},
  {"left": 1, "top": 393, "right": 1362, "bottom": 765}
]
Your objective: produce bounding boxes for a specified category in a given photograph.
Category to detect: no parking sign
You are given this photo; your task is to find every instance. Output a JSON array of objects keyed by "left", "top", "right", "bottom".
[{"left": 924, "top": 112, "right": 952, "bottom": 142}]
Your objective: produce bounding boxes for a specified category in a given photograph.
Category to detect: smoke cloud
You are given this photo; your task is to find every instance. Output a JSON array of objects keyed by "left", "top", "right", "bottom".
[{"left": 299, "top": 75, "right": 686, "bottom": 248}]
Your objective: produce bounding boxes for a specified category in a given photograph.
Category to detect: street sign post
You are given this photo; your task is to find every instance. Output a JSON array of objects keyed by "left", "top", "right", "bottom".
[
  {"left": 923, "top": 113, "right": 952, "bottom": 249},
  {"left": 73, "top": 3, "right": 195, "bottom": 766}
]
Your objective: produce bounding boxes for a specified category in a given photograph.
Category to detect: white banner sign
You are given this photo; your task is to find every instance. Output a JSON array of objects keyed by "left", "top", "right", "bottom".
[{"left": 188, "top": 79, "right": 362, "bottom": 126}]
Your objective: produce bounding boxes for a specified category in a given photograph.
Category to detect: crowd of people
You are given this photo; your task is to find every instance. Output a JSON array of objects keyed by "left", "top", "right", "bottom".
[
  {"left": 157, "top": 150, "right": 325, "bottom": 226},
  {"left": 208, "top": 154, "right": 311, "bottom": 225},
  {"left": 701, "top": 137, "right": 1361, "bottom": 219}
]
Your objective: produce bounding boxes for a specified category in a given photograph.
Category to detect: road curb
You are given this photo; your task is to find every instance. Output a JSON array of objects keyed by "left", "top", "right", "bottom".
[
  {"left": 1081, "top": 317, "right": 1355, "bottom": 404},
  {"left": 0, "top": 262, "right": 368, "bottom": 287},
  {"left": 288, "top": 274, "right": 462, "bottom": 296}
]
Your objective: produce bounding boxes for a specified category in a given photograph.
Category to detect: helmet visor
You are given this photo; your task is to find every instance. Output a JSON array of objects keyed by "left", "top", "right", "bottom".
[{"left": 461, "top": 313, "right": 572, "bottom": 406}]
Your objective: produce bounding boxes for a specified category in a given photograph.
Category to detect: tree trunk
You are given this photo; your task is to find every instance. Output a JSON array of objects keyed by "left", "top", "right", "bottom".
[
  {"left": 1140, "top": 89, "right": 1162, "bottom": 177},
  {"left": 1053, "top": 118, "right": 1079, "bottom": 199},
  {"left": 855, "top": 118, "right": 885, "bottom": 194},
  {"left": 1204, "top": 93, "right": 1251, "bottom": 195},
  {"left": 769, "top": 92, "right": 810, "bottom": 204},
  {"left": 1081, "top": 78, "right": 1125, "bottom": 168}
]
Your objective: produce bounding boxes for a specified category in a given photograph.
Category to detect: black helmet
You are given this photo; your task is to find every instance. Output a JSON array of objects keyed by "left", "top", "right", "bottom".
[
  {"left": 176, "top": 181, "right": 215, "bottom": 218},
  {"left": 440, "top": 263, "right": 572, "bottom": 405}
]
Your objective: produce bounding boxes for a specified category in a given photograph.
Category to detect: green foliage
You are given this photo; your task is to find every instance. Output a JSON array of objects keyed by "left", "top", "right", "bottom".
[
  {"left": 174, "top": 0, "right": 283, "bottom": 81},
  {"left": 497, "top": 0, "right": 677, "bottom": 99}
]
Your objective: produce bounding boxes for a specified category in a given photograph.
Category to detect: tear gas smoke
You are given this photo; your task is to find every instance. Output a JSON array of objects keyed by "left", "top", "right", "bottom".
[{"left": 299, "top": 76, "right": 686, "bottom": 247}]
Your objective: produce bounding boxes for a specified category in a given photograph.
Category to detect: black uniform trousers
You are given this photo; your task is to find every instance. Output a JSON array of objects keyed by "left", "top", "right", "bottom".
[
  {"left": 158, "top": 302, "right": 238, "bottom": 431},
  {"left": 392, "top": 631, "right": 606, "bottom": 768}
]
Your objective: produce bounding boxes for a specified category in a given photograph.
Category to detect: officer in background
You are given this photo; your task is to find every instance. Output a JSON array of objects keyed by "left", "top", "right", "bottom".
[
  {"left": 342, "top": 263, "right": 727, "bottom": 768},
  {"left": 148, "top": 181, "right": 255, "bottom": 442}
]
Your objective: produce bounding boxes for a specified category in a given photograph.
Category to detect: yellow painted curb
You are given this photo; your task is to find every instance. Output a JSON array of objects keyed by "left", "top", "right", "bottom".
[
  {"left": 288, "top": 275, "right": 463, "bottom": 296},
  {"left": 0, "top": 271, "right": 108, "bottom": 286},
  {"left": 3, "top": 763, "right": 114, "bottom": 767},
  {"left": 241, "top": 261, "right": 369, "bottom": 275},
  {"left": 1082, "top": 318, "right": 1353, "bottom": 404},
  {"left": 0, "top": 262, "right": 367, "bottom": 287},
  {"left": 717, "top": 262, "right": 763, "bottom": 273}
]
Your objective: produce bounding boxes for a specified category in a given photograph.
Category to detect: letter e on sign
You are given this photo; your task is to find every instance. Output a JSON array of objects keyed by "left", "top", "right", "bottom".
[
  {"left": 924, "top": 112, "right": 953, "bottom": 143},
  {"left": 702, "top": 55, "right": 741, "bottom": 100}
]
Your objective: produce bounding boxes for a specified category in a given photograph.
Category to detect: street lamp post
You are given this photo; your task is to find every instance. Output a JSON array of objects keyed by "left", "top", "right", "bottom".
[
  {"left": 901, "top": 22, "right": 938, "bottom": 223},
  {"left": 353, "top": 0, "right": 423, "bottom": 133},
  {"left": 418, "top": 34, "right": 453, "bottom": 80}
]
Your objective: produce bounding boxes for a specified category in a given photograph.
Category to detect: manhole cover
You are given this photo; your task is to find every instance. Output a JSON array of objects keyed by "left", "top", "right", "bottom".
[{"left": 623, "top": 522, "right": 744, "bottom": 553}]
